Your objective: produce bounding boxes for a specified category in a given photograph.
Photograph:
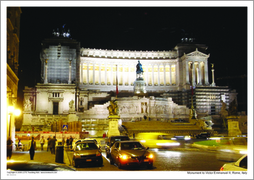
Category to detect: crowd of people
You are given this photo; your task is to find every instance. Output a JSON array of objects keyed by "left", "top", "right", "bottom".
[{"left": 7, "top": 135, "right": 74, "bottom": 160}]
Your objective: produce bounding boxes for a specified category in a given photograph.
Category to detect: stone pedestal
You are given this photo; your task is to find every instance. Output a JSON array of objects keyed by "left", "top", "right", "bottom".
[
  {"left": 134, "top": 77, "right": 147, "bottom": 95},
  {"left": 107, "top": 115, "right": 120, "bottom": 137},
  {"left": 23, "top": 113, "right": 33, "bottom": 125},
  {"left": 67, "top": 113, "right": 78, "bottom": 122},
  {"left": 227, "top": 116, "right": 242, "bottom": 137}
]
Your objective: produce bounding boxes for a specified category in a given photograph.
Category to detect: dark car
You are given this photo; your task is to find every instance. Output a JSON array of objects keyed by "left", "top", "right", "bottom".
[
  {"left": 71, "top": 141, "right": 103, "bottom": 168},
  {"left": 105, "top": 135, "right": 130, "bottom": 158},
  {"left": 196, "top": 132, "right": 211, "bottom": 139},
  {"left": 7, "top": 161, "right": 75, "bottom": 171},
  {"left": 109, "top": 140, "right": 154, "bottom": 169}
]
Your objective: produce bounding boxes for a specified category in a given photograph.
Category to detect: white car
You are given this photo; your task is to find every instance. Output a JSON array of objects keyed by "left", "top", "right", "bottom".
[
  {"left": 216, "top": 137, "right": 247, "bottom": 161},
  {"left": 220, "top": 154, "right": 247, "bottom": 171}
]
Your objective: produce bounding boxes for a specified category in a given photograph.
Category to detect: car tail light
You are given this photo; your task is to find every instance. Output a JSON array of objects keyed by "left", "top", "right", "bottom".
[
  {"left": 220, "top": 167, "right": 224, "bottom": 171},
  {"left": 96, "top": 151, "right": 101, "bottom": 156}
]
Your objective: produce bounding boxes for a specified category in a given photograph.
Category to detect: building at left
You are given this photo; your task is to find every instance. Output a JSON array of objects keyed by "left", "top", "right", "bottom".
[{"left": 6, "top": 7, "right": 22, "bottom": 145}]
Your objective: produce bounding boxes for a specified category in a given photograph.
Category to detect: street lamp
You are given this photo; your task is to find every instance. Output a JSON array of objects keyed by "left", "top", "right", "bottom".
[{"left": 7, "top": 97, "right": 21, "bottom": 152}]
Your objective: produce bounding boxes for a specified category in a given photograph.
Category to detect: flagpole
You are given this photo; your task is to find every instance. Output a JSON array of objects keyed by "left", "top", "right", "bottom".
[{"left": 116, "top": 64, "right": 118, "bottom": 99}]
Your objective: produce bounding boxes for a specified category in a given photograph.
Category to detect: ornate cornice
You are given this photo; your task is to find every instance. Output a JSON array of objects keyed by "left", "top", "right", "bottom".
[{"left": 80, "top": 48, "right": 178, "bottom": 59}]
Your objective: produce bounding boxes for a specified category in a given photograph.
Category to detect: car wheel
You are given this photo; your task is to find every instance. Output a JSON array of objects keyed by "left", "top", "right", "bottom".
[
  {"left": 72, "top": 158, "right": 78, "bottom": 168},
  {"left": 110, "top": 156, "right": 114, "bottom": 165},
  {"left": 98, "top": 158, "right": 103, "bottom": 167},
  {"left": 147, "top": 162, "right": 153, "bottom": 169},
  {"left": 117, "top": 161, "right": 122, "bottom": 169}
]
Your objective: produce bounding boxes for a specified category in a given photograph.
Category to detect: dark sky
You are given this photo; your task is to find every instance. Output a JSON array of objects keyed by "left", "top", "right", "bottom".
[{"left": 17, "top": 6, "right": 248, "bottom": 112}]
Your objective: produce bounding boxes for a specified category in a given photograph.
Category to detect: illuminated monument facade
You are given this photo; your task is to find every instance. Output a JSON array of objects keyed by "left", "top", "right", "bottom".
[{"left": 21, "top": 29, "right": 237, "bottom": 136}]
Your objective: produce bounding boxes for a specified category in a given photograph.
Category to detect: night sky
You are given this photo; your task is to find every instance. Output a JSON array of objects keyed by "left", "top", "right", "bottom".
[{"left": 16, "top": 4, "right": 248, "bottom": 112}]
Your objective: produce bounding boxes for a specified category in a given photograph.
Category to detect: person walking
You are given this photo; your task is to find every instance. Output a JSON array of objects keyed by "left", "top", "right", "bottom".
[
  {"left": 62, "top": 136, "right": 65, "bottom": 146},
  {"left": 69, "top": 136, "right": 73, "bottom": 149},
  {"left": 47, "top": 136, "right": 51, "bottom": 152},
  {"left": 50, "top": 136, "right": 57, "bottom": 154},
  {"left": 7, "top": 137, "right": 13, "bottom": 159},
  {"left": 40, "top": 136, "right": 45, "bottom": 151},
  {"left": 66, "top": 137, "right": 69, "bottom": 146},
  {"left": 28, "top": 137, "right": 36, "bottom": 160}
]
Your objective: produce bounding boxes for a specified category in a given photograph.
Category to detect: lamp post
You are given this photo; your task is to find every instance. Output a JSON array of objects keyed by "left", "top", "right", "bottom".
[{"left": 7, "top": 95, "right": 21, "bottom": 150}]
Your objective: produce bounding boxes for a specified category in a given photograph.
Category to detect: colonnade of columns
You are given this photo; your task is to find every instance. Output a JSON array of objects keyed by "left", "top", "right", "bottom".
[
  {"left": 79, "top": 62, "right": 177, "bottom": 86},
  {"left": 185, "top": 60, "right": 209, "bottom": 86}
]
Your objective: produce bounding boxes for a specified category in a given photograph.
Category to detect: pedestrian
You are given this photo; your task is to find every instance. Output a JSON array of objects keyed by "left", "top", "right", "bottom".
[
  {"left": 62, "top": 136, "right": 65, "bottom": 146},
  {"left": 17, "top": 139, "right": 23, "bottom": 151},
  {"left": 47, "top": 136, "right": 51, "bottom": 152},
  {"left": 40, "top": 136, "right": 45, "bottom": 150},
  {"left": 7, "top": 137, "right": 13, "bottom": 159},
  {"left": 28, "top": 137, "right": 36, "bottom": 160},
  {"left": 50, "top": 136, "right": 57, "bottom": 154},
  {"left": 66, "top": 137, "right": 70, "bottom": 147},
  {"left": 69, "top": 136, "right": 73, "bottom": 149}
]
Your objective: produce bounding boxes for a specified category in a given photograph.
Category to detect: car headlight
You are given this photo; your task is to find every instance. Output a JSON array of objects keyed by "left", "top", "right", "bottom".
[
  {"left": 239, "top": 150, "right": 247, "bottom": 154},
  {"left": 119, "top": 154, "right": 131, "bottom": 160},
  {"left": 146, "top": 154, "right": 153, "bottom": 159},
  {"left": 74, "top": 153, "right": 81, "bottom": 158}
]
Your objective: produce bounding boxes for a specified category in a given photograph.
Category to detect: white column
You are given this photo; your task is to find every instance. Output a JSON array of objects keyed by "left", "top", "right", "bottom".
[
  {"left": 122, "top": 65, "right": 125, "bottom": 86},
  {"left": 146, "top": 64, "right": 149, "bottom": 86},
  {"left": 158, "top": 64, "right": 160, "bottom": 85},
  {"left": 198, "top": 62, "right": 202, "bottom": 85},
  {"left": 68, "top": 60, "right": 72, "bottom": 84},
  {"left": 99, "top": 63, "right": 101, "bottom": 84},
  {"left": 152, "top": 64, "right": 154, "bottom": 86},
  {"left": 176, "top": 61, "right": 180, "bottom": 86},
  {"left": 169, "top": 64, "right": 172, "bottom": 85},
  {"left": 185, "top": 60, "right": 189, "bottom": 84},
  {"left": 128, "top": 65, "right": 131, "bottom": 85},
  {"left": 211, "top": 68, "right": 216, "bottom": 86},
  {"left": 111, "top": 64, "right": 113, "bottom": 86},
  {"left": 105, "top": 64, "right": 107, "bottom": 85},
  {"left": 44, "top": 60, "right": 48, "bottom": 84},
  {"left": 80, "top": 63, "right": 83, "bottom": 84},
  {"left": 93, "top": 63, "right": 95, "bottom": 85},
  {"left": 192, "top": 62, "right": 196, "bottom": 86},
  {"left": 163, "top": 64, "right": 166, "bottom": 85},
  {"left": 205, "top": 60, "right": 209, "bottom": 85},
  {"left": 87, "top": 63, "right": 89, "bottom": 84}
]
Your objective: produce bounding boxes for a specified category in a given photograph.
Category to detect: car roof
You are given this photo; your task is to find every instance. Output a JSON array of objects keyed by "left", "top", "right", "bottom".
[
  {"left": 116, "top": 140, "right": 139, "bottom": 143},
  {"left": 76, "top": 140, "right": 97, "bottom": 144}
]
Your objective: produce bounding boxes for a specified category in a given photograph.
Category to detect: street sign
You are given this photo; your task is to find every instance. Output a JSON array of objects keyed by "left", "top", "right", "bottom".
[{"left": 62, "top": 125, "right": 68, "bottom": 131}]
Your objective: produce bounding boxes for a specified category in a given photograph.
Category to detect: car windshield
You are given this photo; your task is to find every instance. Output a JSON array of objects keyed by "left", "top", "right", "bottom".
[
  {"left": 113, "top": 137, "right": 129, "bottom": 142},
  {"left": 75, "top": 143, "right": 98, "bottom": 151},
  {"left": 121, "top": 142, "right": 144, "bottom": 150}
]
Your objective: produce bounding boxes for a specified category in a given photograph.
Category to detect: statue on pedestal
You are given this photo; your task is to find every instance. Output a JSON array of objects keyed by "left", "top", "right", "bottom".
[
  {"left": 24, "top": 99, "right": 32, "bottom": 111},
  {"left": 136, "top": 60, "right": 144, "bottom": 79},
  {"left": 107, "top": 100, "right": 119, "bottom": 116},
  {"left": 69, "top": 100, "right": 75, "bottom": 111}
]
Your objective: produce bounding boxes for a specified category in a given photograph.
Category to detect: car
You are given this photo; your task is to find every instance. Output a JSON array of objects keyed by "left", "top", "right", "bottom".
[
  {"left": 109, "top": 140, "right": 154, "bottom": 169},
  {"left": 135, "top": 133, "right": 180, "bottom": 149},
  {"left": 220, "top": 154, "right": 247, "bottom": 171},
  {"left": 72, "top": 138, "right": 98, "bottom": 149},
  {"left": 195, "top": 132, "right": 211, "bottom": 139},
  {"left": 71, "top": 140, "right": 103, "bottom": 168},
  {"left": 216, "top": 137, "right": 247, "bottom": 162},
  {"left": 7, "top": 160, "right": 75, "bottom": 171},
  {"left": 105, "top": 135, "right": 130, "bottom": 158}
]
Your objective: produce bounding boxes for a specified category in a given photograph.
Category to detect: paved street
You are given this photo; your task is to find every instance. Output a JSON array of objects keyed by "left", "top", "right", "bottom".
[{"left": 9, "top": 148, "right": 70, "bottom": 166}]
